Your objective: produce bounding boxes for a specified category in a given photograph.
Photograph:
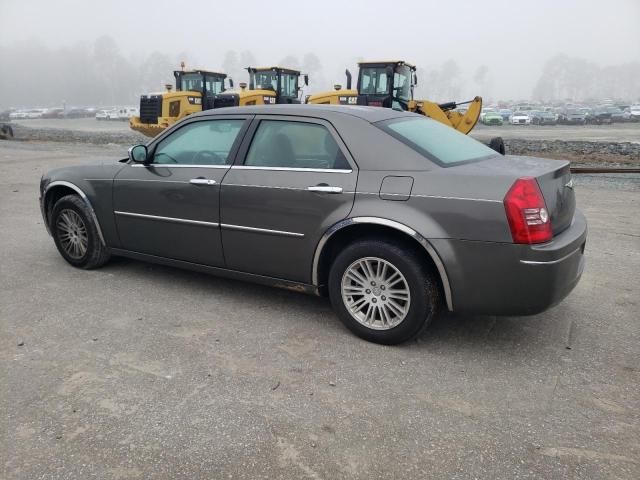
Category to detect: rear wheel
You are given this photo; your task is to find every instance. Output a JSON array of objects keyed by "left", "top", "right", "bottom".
[
  {"left": 328, "top": 239, "right": 441, "bottom": 345},
  {"left": 51, "top": 195, "right": 110, "bottom": 269}
]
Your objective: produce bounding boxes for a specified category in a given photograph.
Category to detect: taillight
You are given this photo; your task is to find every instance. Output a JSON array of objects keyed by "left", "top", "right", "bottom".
[{"left": 504, "top": 177, "right": 552, "bottom": 244}]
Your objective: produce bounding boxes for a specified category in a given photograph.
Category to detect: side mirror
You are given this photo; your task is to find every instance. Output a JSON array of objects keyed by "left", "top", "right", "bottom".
[
  {"left": 128, "top": 144, "right": 148, "bottom": 164},
  {"left": 414, "top": 73, "right": 418, "bottom": 86},
  {"left": 228, "top": 78, "right": 234, "bottom": 89},
  {"left": 304, "top": 74, "right": 309, "bottom": 86}
]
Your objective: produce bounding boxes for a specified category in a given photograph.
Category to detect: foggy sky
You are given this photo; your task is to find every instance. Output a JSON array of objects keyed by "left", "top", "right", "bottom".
[{"left": 1, "top": 0, "right": 639, "bottom": 101}]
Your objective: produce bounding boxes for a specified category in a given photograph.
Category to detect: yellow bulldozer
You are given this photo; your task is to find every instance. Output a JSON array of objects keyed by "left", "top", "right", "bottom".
[
  {"left": 306, "top": 60, "right": 504, "bottom": 153},
  {"left": 130, "top": 65, "right": 308, "bottom": 137},
  {"left": 130, "top": 66, "right": 232, "bottom": 137}
]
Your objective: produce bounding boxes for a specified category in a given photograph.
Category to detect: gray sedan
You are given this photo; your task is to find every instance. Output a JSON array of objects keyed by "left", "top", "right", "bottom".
[{"left": 39, "top": 105, "right": 587, "bottom": 344}]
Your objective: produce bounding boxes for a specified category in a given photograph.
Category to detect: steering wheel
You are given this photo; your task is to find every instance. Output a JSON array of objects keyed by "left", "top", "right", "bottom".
[{"left": 191, "top": 151, "right": 223, "bottom": 165}]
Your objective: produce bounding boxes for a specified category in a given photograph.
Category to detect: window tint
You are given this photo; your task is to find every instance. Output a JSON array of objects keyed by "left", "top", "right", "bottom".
[
  {"left": 244, "top": 120, "right": 349, "bottom": 170},
  {"left": 378, "top": 117, "right": 497, "bottom": 166},
  {"left": 153, "top": 119, "right": 244, "bottom": 165}
]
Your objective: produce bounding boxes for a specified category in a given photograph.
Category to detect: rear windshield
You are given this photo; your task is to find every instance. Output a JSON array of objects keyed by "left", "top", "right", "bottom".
[{"left": 376, "top": 117, "right": 498, "bottom": 166}]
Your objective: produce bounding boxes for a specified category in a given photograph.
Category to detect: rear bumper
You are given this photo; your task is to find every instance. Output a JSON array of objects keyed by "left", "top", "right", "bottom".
[{"left": 432, "top": 209, "right": 587, "bottom": 315}]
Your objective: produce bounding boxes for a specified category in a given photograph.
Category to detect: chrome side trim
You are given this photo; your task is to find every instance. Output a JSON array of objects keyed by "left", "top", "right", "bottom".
[
  {"left": 231, "top": 165, "right": 352, "bottom": 174},
  {"left": 354, "top": 191, "right": 502, "bottom": 203},
  {"left": 130, "top": 164, "right": 230, "bottom": 169},
  {"left": 412, "top": 194, "right": 503, "bottom": 203},
  {"left": 312, "top": 217, "right": 453, "bottom": 311},
  {"left": 520, "top": 247, "right": 581, "bottom": 265},
  {"left": 220, "top": 223, "right": 304, "bottom": 238},
  {"left": 43, "top": 180, "right": 106, "bottom": 246},
  {"left": 114, "top": 211, "right": 219, "bottom": 228}
]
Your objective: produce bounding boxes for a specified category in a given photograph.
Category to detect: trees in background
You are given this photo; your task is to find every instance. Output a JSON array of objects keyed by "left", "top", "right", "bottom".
[
  {"left": 533, "top": 54, "right": 640, "bottom": 103},
  {"left": 0, "top": 38, "right": 637, "bottom": 109}
]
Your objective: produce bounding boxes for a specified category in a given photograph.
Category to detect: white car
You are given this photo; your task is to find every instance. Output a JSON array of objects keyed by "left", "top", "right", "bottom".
[
  {"left": 510, "top": 112, "right": 532, "bottom": 125},
  {"left": 114, "top": 106, "right": 139, "bottom": 120},
  {"left": 628, "top": 105, "right": 640, "bottom": 122},
  {"left": 25, "top": 109, "right": 46, "bottom": 119},
  {"left": 95, "top": 109, "right": 112, "bottom": 121},
  {"left": 9, "top": 110, "right": 28, "bottom": 120}
]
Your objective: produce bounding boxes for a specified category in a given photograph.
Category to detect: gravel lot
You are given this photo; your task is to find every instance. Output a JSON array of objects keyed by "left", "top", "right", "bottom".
[{"left": 1, "top": 140, "right": 639, "bottom": 479}]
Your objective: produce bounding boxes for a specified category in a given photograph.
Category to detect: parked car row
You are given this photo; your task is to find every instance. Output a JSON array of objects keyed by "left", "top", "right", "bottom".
[
  {"left": 0, "top": 106, "right": 140, "bottom": 121},
  {"left": 4, "top": 107, "right": 97, "bottom": 120},
  {"left": 479, "top": 102, "right": 640, "bottom": 126},
  {"left": 95, "top": 107, "right": 139, "bottom": 121}
]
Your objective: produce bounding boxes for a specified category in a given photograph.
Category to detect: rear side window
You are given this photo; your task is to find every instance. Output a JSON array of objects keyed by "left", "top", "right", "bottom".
[
  {"left": 377, "top": 117, "right": 497, "bottom": 166},
  {"left": 244, "top": 120, "right": 350, "bottom": 170}
]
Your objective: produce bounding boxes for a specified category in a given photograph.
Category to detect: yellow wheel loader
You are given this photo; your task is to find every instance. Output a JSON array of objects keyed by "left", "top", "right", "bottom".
[
  {"left": 211, "top": 66, "right": 308, "bottom": 108},
  {"left": 130, "top": 66, "right": 232, "bottom": 137},
  {"left": 306, "top": 60, "right": 504, "bottom": 153}
]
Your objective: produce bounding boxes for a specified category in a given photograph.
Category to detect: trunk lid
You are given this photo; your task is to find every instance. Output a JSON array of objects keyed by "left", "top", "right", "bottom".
[{"left": 452, "top": 155, "right": 576, "bottom": 236}]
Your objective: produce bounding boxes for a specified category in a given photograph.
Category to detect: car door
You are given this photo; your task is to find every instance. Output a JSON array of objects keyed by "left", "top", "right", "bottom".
[
  {"left": 220, "top": 115, "right": 357, "bottom": 283},
  {"left": 113, "top": 116, "right": 251, "bottom": 266}
]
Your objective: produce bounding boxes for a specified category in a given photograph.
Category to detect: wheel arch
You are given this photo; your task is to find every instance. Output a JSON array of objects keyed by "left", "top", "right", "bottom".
[
  {"left": 312, "top": 217, "right": 453, "bottom": 311},
  {"left": 43, "top": 181, "right": 106, "bottom": 246}
]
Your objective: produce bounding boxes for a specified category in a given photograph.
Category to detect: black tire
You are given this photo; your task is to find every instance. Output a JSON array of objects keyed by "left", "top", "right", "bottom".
[
  {"left": 489, "top": 136, "right": 506, "bottom": 155},
  {"left": 50, "top": 194, "right": 110, "bottom": 269},
  {"left": 328, "top": 239, "right": 442, "bottom": 345}
]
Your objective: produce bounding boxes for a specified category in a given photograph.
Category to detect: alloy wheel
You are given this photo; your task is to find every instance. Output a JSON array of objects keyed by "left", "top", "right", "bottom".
[
  {"left": 56, "top": 209, "right": 88, "bottom": 259},
  {"left": 341, "top": 257, "right": 411, "bottom": 330}
]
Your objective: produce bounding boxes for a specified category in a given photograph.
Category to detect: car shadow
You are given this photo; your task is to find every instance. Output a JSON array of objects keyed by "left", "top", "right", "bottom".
[{"left": 103, "top": 257, "right": 570, "bottom": 353}]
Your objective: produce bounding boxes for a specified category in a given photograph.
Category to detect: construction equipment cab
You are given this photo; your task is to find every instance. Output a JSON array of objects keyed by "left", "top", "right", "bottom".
[
  {"left": 307, "top": 60, "right": 486, "bottom": 138},
  {"left": 130, "top": 67, "right": 231, "bottom": 137},
  {"left": 212, "top": 67, "right": 308, "bottom": 108},
  {"left": 306, "top": 61, "right": 414, "bottom": 108}
]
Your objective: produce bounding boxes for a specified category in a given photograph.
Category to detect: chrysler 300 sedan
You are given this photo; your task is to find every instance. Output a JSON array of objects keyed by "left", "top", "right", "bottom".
[{"left": 39, "top": 105, "right": 587, "bottom": 344}]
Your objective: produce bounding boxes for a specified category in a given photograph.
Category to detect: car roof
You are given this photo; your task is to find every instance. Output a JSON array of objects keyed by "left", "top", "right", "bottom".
[{"left": 191, "top": 104, "right": 414, "bottom": 123}]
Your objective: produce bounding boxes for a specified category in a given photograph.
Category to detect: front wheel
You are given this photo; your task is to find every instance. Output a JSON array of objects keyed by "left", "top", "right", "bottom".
[
  {"left": 328, "top": 239, "right": 441, "bottom": 345},
  {"left": 51, "top": 195, "right": 110, "bottom": 269}
]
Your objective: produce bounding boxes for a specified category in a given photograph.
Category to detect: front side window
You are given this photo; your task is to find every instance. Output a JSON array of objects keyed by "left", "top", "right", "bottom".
[
  {"left": 152, "top": 119, "right": 245, "bottom": 165},
  {"left": 244, "top": 120, "right": 349, "bottom": 170},
  {"left": 378, "top": 117, "right": 498, "bottom": 166},
  {"left": 359, "top": 67, "right": 389, "bottom": 95}
]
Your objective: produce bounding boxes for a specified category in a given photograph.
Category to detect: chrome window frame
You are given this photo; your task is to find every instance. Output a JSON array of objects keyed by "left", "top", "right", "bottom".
[{"left": 234, "top": 115, "right": 357, "bottom": 173}]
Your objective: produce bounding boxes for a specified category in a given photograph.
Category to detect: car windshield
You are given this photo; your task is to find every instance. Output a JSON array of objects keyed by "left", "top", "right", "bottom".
[{"left": 377, "top": 117, "right": 498, "bottom": 166}]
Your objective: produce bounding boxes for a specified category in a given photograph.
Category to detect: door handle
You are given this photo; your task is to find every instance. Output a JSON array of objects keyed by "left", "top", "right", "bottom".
[
  {"left": 306, "top": 185, "right": 343, "bottom": 194},
  {"left": 189, "top": 178, "right": 216, "bottom": 186}
]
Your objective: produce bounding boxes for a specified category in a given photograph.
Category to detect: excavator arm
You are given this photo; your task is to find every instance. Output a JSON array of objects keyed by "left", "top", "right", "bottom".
[{"left": 411, "top": 96, "right": 483, "bottom": 134}]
